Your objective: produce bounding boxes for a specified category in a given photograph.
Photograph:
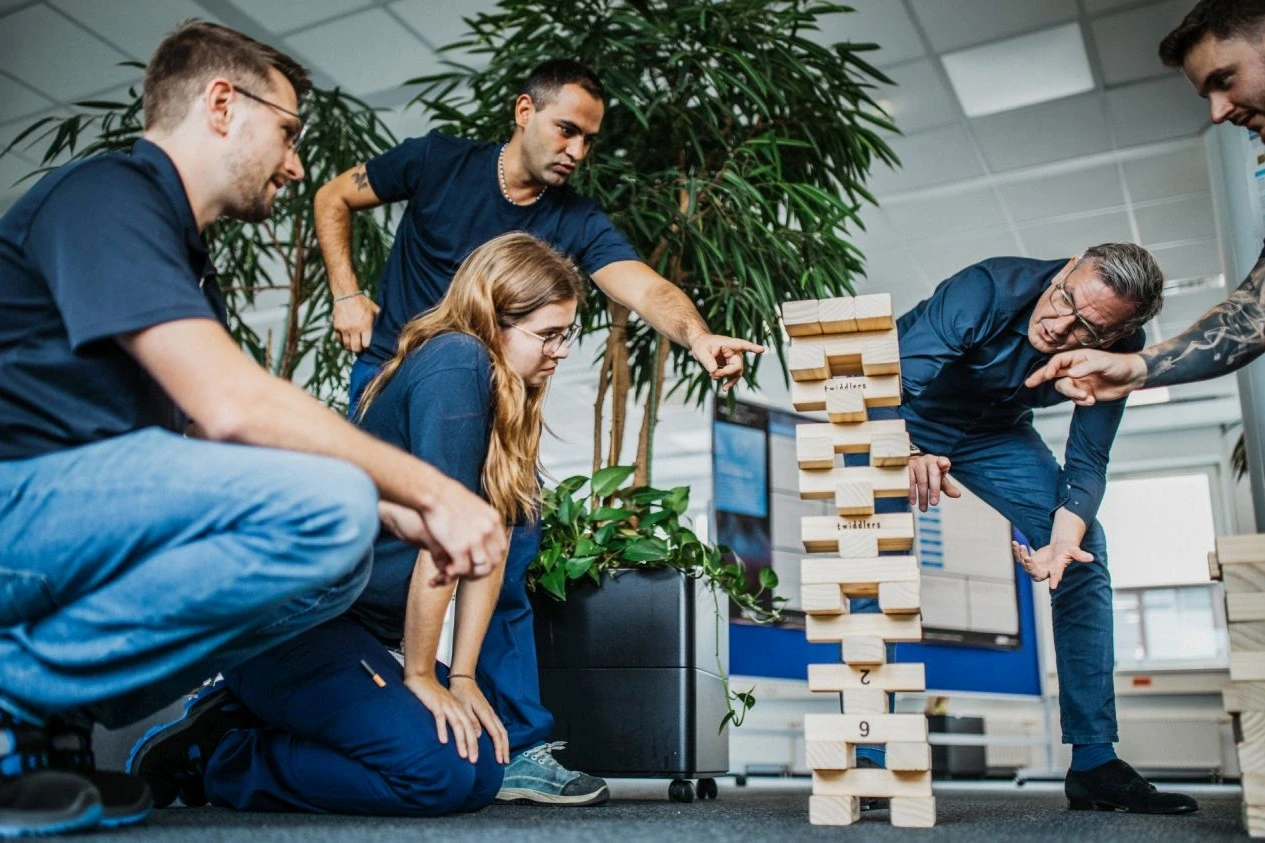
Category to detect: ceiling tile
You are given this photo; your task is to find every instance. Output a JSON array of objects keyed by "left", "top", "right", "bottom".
[
  {"left": 284, "top": 8, "right": 437, "bottom": 96},
  {"left": 1149, "top": 239, "right": 1223, "bottom": 283},
  {"left": 227, "top": 0, "right": 371, "bottom": 34},
  {"left": 857, "top": 248, "right": 927, "bottom": 298},
  {"left": 0, "top": 4, "right": 136, "bottom": 100},
  {"left": 971, "top": 92, "right": 1112, "bottom": 171},
  {"left": 910, "top": 229, "right": 1025, "bottom": 283},
  {"left": 1090, "top": 0, "right": 1190, "bottom": 86},
  {"left": 1134, "top": 193, "right": 1216, "bottom": 244},
  {"left": 0, "top": 74, "right": 54, "bottom": 123},
  {"left": 882, "top": 187, "right": 1008, "bottom": 240},
  {"left": 373, "top": 105, "right": 431, "bottom": 144},
  {"left": 997, "top": 163, "right": 1124, "bottom": 222},
  {"left": 808, "top": 0, "right": 926, "bottom": 68},
  {"left": 876, "top": 58, "right": 959, "bottom": 135},
  {"left": 1017, "top": 210, "right": 1134, "bottom": 257},
  {"left": 1122, "top": 141, "right": 1209, "bottom": 202},
  {"left": 50, "top": 0, "right": 222, "bottom": 61},
  {"left": 909, "top": 0, "right": 1078, "bottom": 53},
  {"left": 866, "top": 125, "right": 984, "bottom": 196},
  {"left": 1106, "top": 74, "right": 1209, "bottom": 148},
  {"left": 389, "top": 0, "right": 499, "bottom": 56},
  {"left": 1084, "top": 0, "right": 1159, "bottom": 13}
]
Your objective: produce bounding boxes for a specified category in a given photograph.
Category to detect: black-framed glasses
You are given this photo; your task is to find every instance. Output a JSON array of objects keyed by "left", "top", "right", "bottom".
[
  {"left": 236, "top": 85, "right": 308, "bottom": 151},
  {"left": 1049, "top": 276, "right": 1122, "bottom": 347},
  {"left": 511, "top": 322, "right": 580, "bottom": 355}
]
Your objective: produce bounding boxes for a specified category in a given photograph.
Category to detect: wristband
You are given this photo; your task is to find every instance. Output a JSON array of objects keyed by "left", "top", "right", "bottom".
[
  {"left": 449, "top": 673, "right": 475, "bottom": 681},
  {"left": 334, "top": 290, "right": 368, "bottom": 303}
]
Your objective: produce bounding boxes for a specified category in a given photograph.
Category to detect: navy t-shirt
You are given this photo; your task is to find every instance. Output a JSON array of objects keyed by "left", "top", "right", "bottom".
[
  {"left": 0, "top": 139, "right": 224, "bottom": 460},
  {"left": 360, "top": 131, "right": 640, "bottom": 366},
  {"left": 351, "top": 332, "right": 495, "bottom": 641}
]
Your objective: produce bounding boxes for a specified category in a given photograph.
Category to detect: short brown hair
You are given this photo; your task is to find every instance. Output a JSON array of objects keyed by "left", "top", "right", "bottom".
[
  {"left": 1159, "top": 0, "right": 1265, "bottom": 68},
  {"left": 518, "top": 59, "right": 605, "bottom": 110},
  {"left": 143, "top": 20, "right": 312, "bottom": 131}
]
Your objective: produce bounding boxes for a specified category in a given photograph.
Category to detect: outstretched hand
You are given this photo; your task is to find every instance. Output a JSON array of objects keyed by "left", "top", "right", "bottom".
[
  {"left": 907, "top": 453, "right": 962, "bottom": 512},
  {"left": 1024, "top": 350, "right": 1147, "bottom": 407},
  {"left": 690, "top": 333, "right": 765, "bottom": 391},
  {"left": 1012, "top": 540, "right": 1094, "bottom": 590}
]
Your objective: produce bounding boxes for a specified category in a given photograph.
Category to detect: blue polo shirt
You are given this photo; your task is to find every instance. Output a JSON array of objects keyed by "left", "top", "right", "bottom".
[
  {"left": 883, "top": 257, "right": 1144, "bottom": 525},
  {"left": 360, "top": 131, "right": 640, "bottom": 367},
  {"left": 0, "top": 139, "right": 224, "bottom": 460},
  {"left": 351, "top": 332, "right": 494, "bottom": 641}
]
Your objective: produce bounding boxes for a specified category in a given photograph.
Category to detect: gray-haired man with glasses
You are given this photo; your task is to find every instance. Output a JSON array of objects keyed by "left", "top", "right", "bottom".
[{"left": 879, "top": 243, "right": 1195, "bottom": 815}]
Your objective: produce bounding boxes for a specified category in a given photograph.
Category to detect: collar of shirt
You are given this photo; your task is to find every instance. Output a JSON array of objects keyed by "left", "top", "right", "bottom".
[{"left": 130, "top": 138, "right": 208, "bottom": 261}]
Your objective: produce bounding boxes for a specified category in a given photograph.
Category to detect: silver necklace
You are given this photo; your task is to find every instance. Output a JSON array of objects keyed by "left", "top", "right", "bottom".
[{"left": 498, "top": 144, "right": 547, "bottom": 206}]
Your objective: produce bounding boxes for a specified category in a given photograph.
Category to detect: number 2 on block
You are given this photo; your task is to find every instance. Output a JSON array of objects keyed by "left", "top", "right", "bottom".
[{"left": 860, "top": 669, "right": 871, "bottom": 685}]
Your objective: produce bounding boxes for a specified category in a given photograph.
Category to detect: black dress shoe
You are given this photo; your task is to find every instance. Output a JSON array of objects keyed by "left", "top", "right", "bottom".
[{"left": 1065, "top": 759, "right": 1198, "bottom": 814}]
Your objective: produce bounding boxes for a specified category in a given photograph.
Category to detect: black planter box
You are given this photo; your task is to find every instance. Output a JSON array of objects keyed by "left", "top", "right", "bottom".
[{"left": 532, "top": 567, "right": 729, "bottom": 778}]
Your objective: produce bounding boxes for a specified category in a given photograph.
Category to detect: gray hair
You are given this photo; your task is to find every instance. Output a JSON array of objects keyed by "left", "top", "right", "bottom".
[{"left": 1078, "top": 242, "right": 1164, "bottom": 328}]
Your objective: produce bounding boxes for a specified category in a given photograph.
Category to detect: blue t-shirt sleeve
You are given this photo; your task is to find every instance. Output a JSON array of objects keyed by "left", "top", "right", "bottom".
[
  {"left": 399, "top": 334, "right": 494, "bottom": 496},
  {"left": 574, "top": 203, "right": 640, "bottom": 274},
  {"left": 24, "top": 162, "right": 215, "bottom": 350},
  {"left": 365, "top": 135, "right": 432, "bottom": 204}
]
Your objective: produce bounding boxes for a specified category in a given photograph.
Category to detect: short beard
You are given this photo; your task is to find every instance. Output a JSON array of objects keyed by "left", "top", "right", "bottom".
[{"left": 223, "top": 136, "right": 275, "bottom": 223}]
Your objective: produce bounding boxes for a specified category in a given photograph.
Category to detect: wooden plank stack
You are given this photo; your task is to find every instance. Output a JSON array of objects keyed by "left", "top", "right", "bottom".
[
  {"left": 784, "top": 294, "right": 935, "bottom": 828},
  {"left": 1213, "top": 534, "right": 1265, "bottom": 837}
]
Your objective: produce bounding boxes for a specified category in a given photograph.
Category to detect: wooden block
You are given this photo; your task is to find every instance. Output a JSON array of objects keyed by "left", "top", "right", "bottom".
[
  {"left": 812, "top": 769, "right": 932, "bottom": 799},
  {"left": 806, "top": 740, "right": 855, "bottom": 771},
  {"left": 853, "top": 293, "right": 894, "bottom": 332},
  {"left": 796, "top": 419, "right": 907, "bottom": 454},
  {"left": 879, "top": 580, "right": 921, "bottom": 614},
  {"left": 842, "top": 687, "right": 887, "bottom": 714},
  {"left": 1224, "top": 682, "right": 1265, "bottom": 713},
  {"left": 1244, "top": 772, "right": 1265, "bottom": 804},
  {"left": 781, "top": 299, "right": 822, "bottom": 336},
  {"left": 791, "top": 375, "right": 902, "bottom": 414},
  {"left": 789, "top": 344, "right": 829, "bottom": 382},
  {"left": 1230, "top": 622, "right": 1265, "bottom": 652},
  {"left": 860, "top": 338, "right": 901, "bottom": 377},
  {"left": 842, "top": 635, "right": 887, "bottom": 665},
  {"left": 1230, "top": 592, "right": 1265, "bottom": 622},
  {"left": 836, "top": 530, "right": 880, "bottom": 559},
  {"left": 870, "top": 431, "right": 910, "bottom": 467},
  {"left": 799, "top": 465, "right": 908, "bottom": 500},
  {"left": 791, "top": 328, "right": 899, "bottom": 376},
  {"left": 835, "top": 481, "right": 875, "bottom": 516},
  {"left": 1245, "top": 802, "right": 1265, "bottom": 838},
  {"left": 808, "top": 662, "right": 926, "bottom": 693},
  {"left": 1225, "top": 561, "right": 1265, "bottom": 594},
  {"left": 801, "top": 583, "right": 845, "bottom": 615},
  {"left": 808, "top": 612, "right": 923, "bottom": 643},
  {"left": 1210, "top": 550, "right": 1222, "bottom": 581},
  {"left": 809, "top": 794, "right": 860, "bottom": 826},
  {"left": 1238, "top": 712, "right": 1265, "bottom": 773},
  {"left": 801, "top": 512, "right": 915, "bottom": 553},
  {"left": 796, "top": 435, "right": 834, "bottom": 470},
  {"left": 801, "top": 556, "right": 920, "bottom": 592},
  {"left": 818, "top": 297, "right": 857, "bottom": 334},
  {"left": 890, "top": 796, "right": 936, "bottom": 828},
  {"left": 825, "top": 388, "right": 867, "bottom": 423},
  {"left": 1232, "top": 652, "right": 1265, "bottom": 681},
  {"left": 1217, "top": 535, "right": 1265, "bottom": 566},
  {"left": 886, "top": 742, "right": 932, "bottom": 772},
  {"left": 804, "top": 712, "right": 929, "bottom": 744}
]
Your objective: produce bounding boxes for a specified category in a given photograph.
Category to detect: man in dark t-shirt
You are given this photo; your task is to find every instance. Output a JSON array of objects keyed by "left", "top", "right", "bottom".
[
  {"left": 314, "top": 60, "right": 762, "bottom": 806},
  {"left": 0, "top": 22, "right": 505, "bottom": 837}
]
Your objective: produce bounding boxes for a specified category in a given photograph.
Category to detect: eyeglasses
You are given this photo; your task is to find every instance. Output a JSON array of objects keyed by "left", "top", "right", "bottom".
[
  {"left": 236, "top": 85, "right": 308, "bottom": 151},
  {"left": 1049, "top": 276, "right": 1123, "bottom": 348},
  {"left": 511, "top": 322, "right": 580, "bottom": 355}
]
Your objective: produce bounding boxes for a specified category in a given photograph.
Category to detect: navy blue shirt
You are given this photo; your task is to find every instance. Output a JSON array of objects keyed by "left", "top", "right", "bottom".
[
  {"left": 351, "top": 332, "right": 494, "bottom": 641},
  {"left": 361, "top": 131, "right": 640, "bottom": 366},
  {"left": 0, "top": 139, "right": 224, "bottom": 460},
  {"left": 885, "top": 257, "right": 1144, "bottom": 526}
]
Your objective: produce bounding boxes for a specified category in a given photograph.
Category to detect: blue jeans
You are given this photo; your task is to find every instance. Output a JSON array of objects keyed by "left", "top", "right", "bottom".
[
  {"left": 203, "top": 616, "right": 503, "bottom": 815},
  {"left": 350, "top": 359, "right": 553, "bottom": 754},
  {"left": 906, "top": 412, "right": 1116, "bottom": 745},
  {"left": 0, "top": 428, "right": 378, "bottom": 728}
]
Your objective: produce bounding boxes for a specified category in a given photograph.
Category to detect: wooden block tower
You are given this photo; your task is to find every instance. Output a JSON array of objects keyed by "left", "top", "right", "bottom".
[
  {"left": 783, "top": 294, "right": 935, "bottom": 828},
  {"left": 1211, "top": 534, "right": 1265, "bottom": 838}
]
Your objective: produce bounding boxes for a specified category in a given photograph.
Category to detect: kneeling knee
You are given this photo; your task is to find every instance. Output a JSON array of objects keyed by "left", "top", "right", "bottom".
[{"left": 387, "top": 758, "right": 482, "bottom": 817}]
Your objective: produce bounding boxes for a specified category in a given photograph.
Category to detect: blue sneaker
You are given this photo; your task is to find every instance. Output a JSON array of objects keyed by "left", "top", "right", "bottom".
[
  {"left": 495, "top": 742, "right": 609, "bottom": 806},
  {"left": 127, "top": 682, "right": 259, "bottom": 809},
  {"left": 46, "top": 717, "right": 151, "bottom": 829},
  {"left": 0, "top": 707, "right": 103, "bottom": 838}
]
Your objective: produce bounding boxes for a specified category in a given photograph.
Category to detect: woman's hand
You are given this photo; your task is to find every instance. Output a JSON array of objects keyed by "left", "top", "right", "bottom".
[
  {"left": 449, "top": 676, "right": 510, "bottom": 764},
  {"left": 403, "top": 674, "right": 482, "bottom": 763}
]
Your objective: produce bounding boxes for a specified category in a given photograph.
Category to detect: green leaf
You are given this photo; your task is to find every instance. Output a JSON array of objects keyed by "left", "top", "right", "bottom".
[
  {"left": 590, "top": 507, "right": 634, "bottom": 523},
  {"left": 621, "top": 537, "right": 671, "bottom": 563},
  {"left": 591, "top": 465, "right": 636, "bottom": 498},
  {"left": 564, "top": 556, "right": 597, "bottom": 580},
  {"left": 540, "top": 565, "right": 567, "bottom": 601},
  {"left": 758, "top": 567, "right": 779, "bottom": 590}
]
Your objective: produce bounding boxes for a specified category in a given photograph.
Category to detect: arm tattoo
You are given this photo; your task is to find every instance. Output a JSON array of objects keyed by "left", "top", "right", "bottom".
[
  {"left": 1142, "top": 253, "right": 1265, "bottom": 388},
  {"left": 352, "top": 168, "right": 369, "bottom": 190}
]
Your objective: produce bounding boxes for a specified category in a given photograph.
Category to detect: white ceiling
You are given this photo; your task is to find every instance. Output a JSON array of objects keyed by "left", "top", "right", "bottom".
[{"left": 0, "top": 0, "right": 1242, "bottom": 477}]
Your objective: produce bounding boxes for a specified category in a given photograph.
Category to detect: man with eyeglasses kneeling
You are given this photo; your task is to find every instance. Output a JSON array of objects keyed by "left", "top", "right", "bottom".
[{"left": 884, "top": 243, "right": 1195, "bottom": 815}]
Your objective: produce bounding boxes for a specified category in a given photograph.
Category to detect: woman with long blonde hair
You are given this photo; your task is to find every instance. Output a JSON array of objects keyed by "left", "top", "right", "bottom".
[{"left": 166, "top": 232, "right": 584, "bottom": 818}]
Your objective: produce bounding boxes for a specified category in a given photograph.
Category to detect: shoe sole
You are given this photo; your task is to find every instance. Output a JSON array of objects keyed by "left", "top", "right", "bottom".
[
  {"left": 1068, "top": 798, "right": 1198, "bottom": 815},
  {"left": 495, "top": 786, "right": 610, "bottom": 806},
  {"left": 126, "top": 689, "right": 233, "bottom": 808},
  {"left": 0, "top": 803, "right": 103, "bottom": 839},
  {"left": 99, "top": 804, "right": 154, "bottom": 829}
]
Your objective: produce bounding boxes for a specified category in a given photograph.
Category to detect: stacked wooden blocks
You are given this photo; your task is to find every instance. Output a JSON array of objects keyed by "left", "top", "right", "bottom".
[
  {"left": 784, "top": 294, "right": 935, "bottom": 829},
  {"left": 1212, "top": 534, "right": 1265, "bottom": 837}
]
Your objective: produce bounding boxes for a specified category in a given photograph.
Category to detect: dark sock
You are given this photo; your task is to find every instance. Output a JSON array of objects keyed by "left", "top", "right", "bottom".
[{"left": 1070, "top": 743, "right": 1116, "bottom": 772}]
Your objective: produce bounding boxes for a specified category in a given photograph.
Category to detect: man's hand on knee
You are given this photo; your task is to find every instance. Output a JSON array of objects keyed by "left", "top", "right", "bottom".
[{"left": 907, "top": 453, "right": 961, "bottom": 512}]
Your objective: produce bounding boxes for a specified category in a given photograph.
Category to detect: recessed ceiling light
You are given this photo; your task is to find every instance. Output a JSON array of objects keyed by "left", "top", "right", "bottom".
[{"left": 942, "top": 22, "right": 1095, "bottom": 118}]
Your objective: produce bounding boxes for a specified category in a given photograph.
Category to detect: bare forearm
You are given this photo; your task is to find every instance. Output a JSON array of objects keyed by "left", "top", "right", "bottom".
[
  {"left": 1050, "top": 507, "right": 1088, "bottom": 549},
  {"left": 1142, "top": 258, "right": 1265, "bottom": 387},
  {"left": 403, "top": 551, "right": 457, "bottom": 679},
  {"left": 449, "top": 556, "right": 506, "bottom": 675},
  {"left": 314, "top": 170, "right": 366, "bottom": 298},
  {"left": 593, "top": 261, "right": 709, "bottom": 348}
]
